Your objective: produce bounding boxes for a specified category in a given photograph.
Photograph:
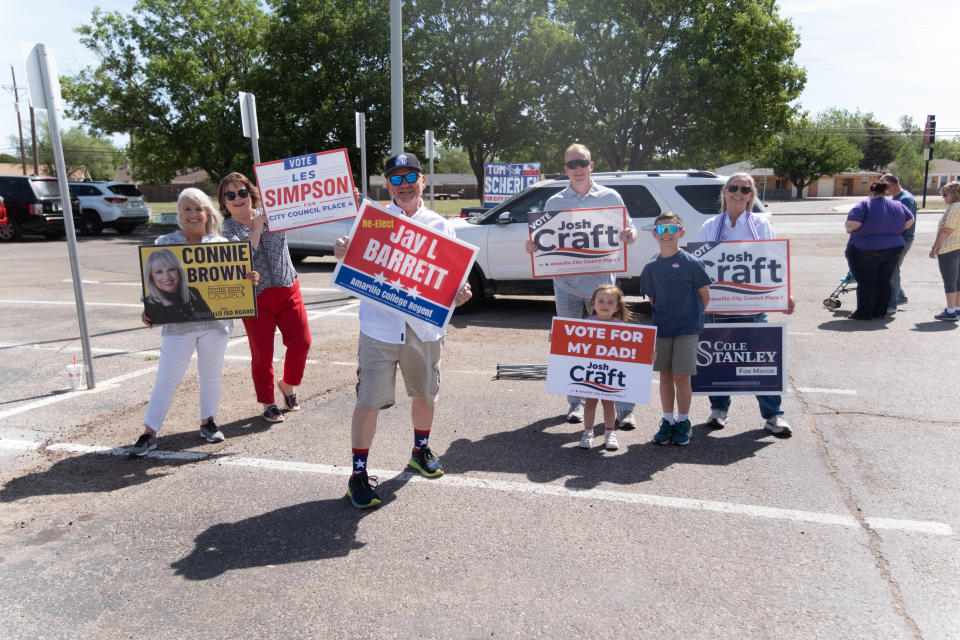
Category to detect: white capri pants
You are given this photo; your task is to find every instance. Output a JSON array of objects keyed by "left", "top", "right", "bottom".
[{"left": 143, "top": 328, "right": 231, "bottom": 432}]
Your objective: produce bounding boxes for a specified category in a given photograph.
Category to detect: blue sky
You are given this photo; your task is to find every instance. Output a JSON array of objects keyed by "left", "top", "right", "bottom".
[{"left": 1, "top": 0, "right": 957, "bottom": 157}]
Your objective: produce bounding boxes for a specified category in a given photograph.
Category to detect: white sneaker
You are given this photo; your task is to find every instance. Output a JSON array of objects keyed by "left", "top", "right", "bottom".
[
  {"left": 615, "top": 409, "right": 636, "bottom": 430},
  {"left": 764, "top": 415, "right": 792, "bottom": 437},
  {"left": 707, "top": 409, "right": 727, "bottom": 429},
  {"left": 567, "top": 403, "right": 585, "bottom": 423},
  {"left": 604, "top": 432, "right": 619, "bottom": 451},
  {"left": 578, "top": 431, "right": 593, "bottom": 449}
]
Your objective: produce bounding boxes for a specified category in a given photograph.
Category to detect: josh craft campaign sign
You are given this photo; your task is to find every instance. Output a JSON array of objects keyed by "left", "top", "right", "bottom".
[
  {"left": 253, "top": 149, "right": 358, "bottom": 232},
  {"left": 691, "top": 323, "right": 786, "bottom": 395},
  {"left": 685, "top": 239, "right": 790, "bottom": 313},
  {"left": 528, "top": 206, "right": 628, "bottom": 278},
  {"left": 139, "top": 242, "right": 256, "bottom": 325},
  {"left": 332, "top": 202, "right": 477, "bottom": 329},
  {"left": 483, "top": 162, "right": 541, "bottom": 208},
  {"left": 546, "top": 318, "right": 656, "bottom": 404}
]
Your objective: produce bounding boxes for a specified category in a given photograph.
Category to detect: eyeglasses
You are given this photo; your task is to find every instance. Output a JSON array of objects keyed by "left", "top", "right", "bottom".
[
  {"left": 726, "top": 185, "right": 752, "bottom": 194},
  {"left": 565, "top": 158, "right": 591, "bottom": 170},
  {"left": 654, "top": 224, "right": 683, "bottom": 235},
  {"left": 224, "top": 188, "right": 250, "bottom": 201},
  {"left": 388, "top": 172, "right": 420, "bottom": 186}
]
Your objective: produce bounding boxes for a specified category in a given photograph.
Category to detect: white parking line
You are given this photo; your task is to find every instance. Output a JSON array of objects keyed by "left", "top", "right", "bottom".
[
  {"left": 0, "top": 367, "right": 158, "bottom": 420},
  {"left": 0, "top": 299, "right": 141, "bottom": 308},
  {"left": 796, "top": 387, "right": 858, "bottom": 395}
]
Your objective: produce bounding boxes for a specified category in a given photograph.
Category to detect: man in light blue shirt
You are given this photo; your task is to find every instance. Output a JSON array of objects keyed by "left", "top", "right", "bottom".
[{"left": 526, "top": 143, "right": 639, "bottom": 427}]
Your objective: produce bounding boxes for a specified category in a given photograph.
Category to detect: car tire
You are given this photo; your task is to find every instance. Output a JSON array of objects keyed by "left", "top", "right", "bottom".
[
  {"left": 289, "top": 251, "right": 306, "bottom": 265},
  {"left": 44, "top": 229, "right": 66, "bottom": 240},
  {"left": 79, "top": 211, "right": 104, "bottom": 236},
  {"left": 114, "top": 221, "right": 136, "bottom": 235},
  {"left": 0, "top": 219, "right": 22, "bottom": 242}
]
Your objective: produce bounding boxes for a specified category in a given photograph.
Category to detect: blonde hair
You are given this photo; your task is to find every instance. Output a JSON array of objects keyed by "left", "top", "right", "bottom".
[
  {"left": 941, "top": 181, "right": 960, "bottom": 202},
  {"left": 720, "top": 172, "right": 757, "bottom": 214},
  {"left": 589, "top": 284, "right": 630, "bottom": 322},
  {"left": 177, "top": 188, "right": 222, "bottom": 236},
  {"left": 564, "top": 143, "right": 591, "bottom": 159},
  {"left": 143, "top": 249, "right": 189, "bottom": 306}
]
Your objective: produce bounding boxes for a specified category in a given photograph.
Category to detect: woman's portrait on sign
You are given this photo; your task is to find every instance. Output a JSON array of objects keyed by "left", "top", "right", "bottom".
[{"left": 142, "top": 248, "right": 214, "bottom": 324}]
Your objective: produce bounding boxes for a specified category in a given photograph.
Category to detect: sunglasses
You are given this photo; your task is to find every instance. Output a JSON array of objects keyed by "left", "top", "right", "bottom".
[
  {"left": 565, "top": 158, "right": 591, "bottom": 169},
  {"left": 388, "top": 172, "right": 420, "bottom": 186},
  {"left": 654, "top": 224, "right": 683, "bottom": 235},
  {"left": 224, "top": 188, "right": 250, "bottom": 201},
  {"left": 726, "top": 185, "right": 753, "bottom": 194}
]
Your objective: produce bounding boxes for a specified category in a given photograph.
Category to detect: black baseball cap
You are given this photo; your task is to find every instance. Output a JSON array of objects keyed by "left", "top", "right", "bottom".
[{"left": 384, "top": 152, "right": 422, "bottom": 175}]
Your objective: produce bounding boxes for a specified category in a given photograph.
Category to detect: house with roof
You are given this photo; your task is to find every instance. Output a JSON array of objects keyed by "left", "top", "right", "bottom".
[
  {"left": 715, "top": 161, "right": 883, "bottom": 199},
  {"left": 926, "top": 159, "right": 960, "bottom": 191}
]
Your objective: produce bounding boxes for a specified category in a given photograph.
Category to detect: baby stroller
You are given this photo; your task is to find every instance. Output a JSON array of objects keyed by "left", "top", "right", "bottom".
[{"left": 823, "top": 272, "right": 856, "bottom": 309}]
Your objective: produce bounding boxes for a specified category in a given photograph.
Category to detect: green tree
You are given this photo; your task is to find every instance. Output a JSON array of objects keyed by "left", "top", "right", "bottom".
[
  {"left": 758, "top": 119, "right": 862, "bottom": 198},
  {"left": 890, "top": 116, "right": 924, "bottom": 190},
  {"left": 37, "top": 128, "right": 122, "bottom": 179},
  {"left": 405, "top": 0, "right": 551, "bottom": 191},
  {"left": 859, "top": 118, "right": 896, "bottom": 172},
  {"left": 62, "top": 0, "right": 269, "bottom": 183},
  {"left": 541, "top": 0, "right": 805, "bottom": 170},
  {"left": 433, "top": 145, "right": 473, "bottom": 173}
]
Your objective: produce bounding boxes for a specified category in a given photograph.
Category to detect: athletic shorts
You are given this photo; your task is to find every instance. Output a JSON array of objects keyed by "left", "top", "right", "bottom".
[
  {"left": 355, "top": 330, "right": 443, "bottom": 409},
  {"left": 653, "top": 334, "right": 698, "bottom": 376}
]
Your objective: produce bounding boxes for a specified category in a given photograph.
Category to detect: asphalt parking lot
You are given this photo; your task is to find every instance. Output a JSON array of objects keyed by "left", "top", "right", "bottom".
[{"left": 0, "top": 215, "right": 958, "bottom": 639}]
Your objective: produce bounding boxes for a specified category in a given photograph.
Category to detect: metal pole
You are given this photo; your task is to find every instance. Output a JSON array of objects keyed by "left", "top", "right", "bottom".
[
  {"left": 390, "top": 0, "right": 403, "bottom": 154},
  {"left": 426, "top": 129, "right": 435, "bottom": 210},
  {"left": 29, "top": 106, "right": 39, "bottom": 175},
  {"left": 355, "top": 112, "right": 368, "bottom": 198},
  {"left": 922, "top": 153, "right": 930, "bottom": 208},
  {"left": 245, "top": 92, "right": 261, "bottom": 166},
  {"left": 35, "top": 43, "right": 95, "bottom": 388},
  {"left": 11, "top": 66, "right": 27, "bottom": 175}
]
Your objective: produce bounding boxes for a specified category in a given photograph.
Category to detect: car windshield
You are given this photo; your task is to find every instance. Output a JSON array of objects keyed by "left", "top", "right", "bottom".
[
  {"left": 108, "top": 184, "right": 143, "bottom": 197},
  {"left": 472, "top": 186, "right": 564, "bottom": 225},
  {"left": 29, "top": 179, "right": 62, "bottom": 198}
]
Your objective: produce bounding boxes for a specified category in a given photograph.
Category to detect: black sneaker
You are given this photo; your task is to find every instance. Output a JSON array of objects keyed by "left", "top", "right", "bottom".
[
  {"left": 128, "top": 433, "right": 157, "bottom": 457},
  {"left": 346, "top": 472, "right": 381, "bottom": 509},
  {"left": 935, "top": 309, "right": 959, "bottom": 321},
  {"left": 199, "top": 420, "right": 225, "bottom": 443},
  {"left": 408, "top": 447, "right": 444, "bottom": 477}
]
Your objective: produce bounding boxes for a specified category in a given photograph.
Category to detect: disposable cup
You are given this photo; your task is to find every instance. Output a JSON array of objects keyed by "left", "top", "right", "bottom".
[{"left": 66, "top": 364, "right": 83, "bottom": 390}]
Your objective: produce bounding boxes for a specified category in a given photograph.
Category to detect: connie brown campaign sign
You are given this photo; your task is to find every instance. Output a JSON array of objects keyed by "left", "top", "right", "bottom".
[{"left": 332, "top": 202, "right": 477, "bottom": 330}]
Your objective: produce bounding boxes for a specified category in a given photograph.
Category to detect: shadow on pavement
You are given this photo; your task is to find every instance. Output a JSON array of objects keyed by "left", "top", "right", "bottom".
[
  {"left": 171, "top": 472, "right": 412, "bottom": 580},
  {"left": 818, "top": 314, "right": 894, "bottom": 331},
  {"left": 0, "top": 417, "right": 270, "bottom": 502},
  {"left": 911, "top": 321, "right": 959, "bottom": 332},
  {"left": 443, "top": 416, "right": 775, "bottom": 491}
]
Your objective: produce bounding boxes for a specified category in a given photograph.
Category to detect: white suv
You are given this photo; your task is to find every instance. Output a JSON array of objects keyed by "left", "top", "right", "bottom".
[
  {"left": 449, "top": 170, "right": 765, "bottom": 305},
  {"left": 69, "top": 181, "right": 151, "bottom": 235}
]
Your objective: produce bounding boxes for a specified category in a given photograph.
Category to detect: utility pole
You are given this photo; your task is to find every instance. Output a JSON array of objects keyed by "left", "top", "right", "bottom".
[{"left": 11, "top": 66, "right": 27, "bottom": 175}]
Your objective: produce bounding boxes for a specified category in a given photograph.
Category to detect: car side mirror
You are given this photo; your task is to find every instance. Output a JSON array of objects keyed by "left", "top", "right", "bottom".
[{"left": 497, "top": 212, "right": 513, "bottom": 225}]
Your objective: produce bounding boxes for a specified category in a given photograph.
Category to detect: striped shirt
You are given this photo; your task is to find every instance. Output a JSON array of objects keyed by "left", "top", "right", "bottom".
[{"left": 223, "top": 215, "right": 297, "bottom": 296}]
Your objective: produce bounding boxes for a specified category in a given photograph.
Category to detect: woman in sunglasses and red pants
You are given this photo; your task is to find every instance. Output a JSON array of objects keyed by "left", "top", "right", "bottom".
[{"left": 219, "top": 172, "right": 311, "bottom": 423}]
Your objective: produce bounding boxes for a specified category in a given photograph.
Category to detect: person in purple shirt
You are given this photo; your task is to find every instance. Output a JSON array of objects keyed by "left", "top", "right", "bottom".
[{"left": 844, "top": 181, "right": 915, "bottom": 320}]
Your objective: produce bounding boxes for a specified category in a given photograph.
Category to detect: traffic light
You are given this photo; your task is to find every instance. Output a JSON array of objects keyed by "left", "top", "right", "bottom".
[{"left": 924, "top": 114, "right": 936, "bottom": 147}]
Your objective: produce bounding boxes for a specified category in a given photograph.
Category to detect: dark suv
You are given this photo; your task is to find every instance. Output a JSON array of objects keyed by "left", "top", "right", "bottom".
[{"left": 0, "top": 175, "right": 82, "bottom": 241}]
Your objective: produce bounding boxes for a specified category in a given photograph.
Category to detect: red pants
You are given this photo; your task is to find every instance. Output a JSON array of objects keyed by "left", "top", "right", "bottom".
[{"left": 242, "top": 280, "right": 312, "bottom": 404}]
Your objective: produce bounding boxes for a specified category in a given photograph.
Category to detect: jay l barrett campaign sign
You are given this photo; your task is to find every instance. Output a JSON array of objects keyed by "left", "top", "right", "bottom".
[
  {"left": 253, "top": 149, "right": 358, "bottom": 232},
  {"left": 332, "top": 202, "right": 477, "bottom": 330},
  {"left": 691, "top": 323, "right": 786, "bottom": 395},
  {"left": 685, "top": 239, "right": 790, "bottom": 313},
  {"left": 546, "top": 318, "right": 657, "bottom": 403},
  {"left": 139, "top": 242, "right": 256, "bottom": 325},
  {"left": 528, "top": 206, "right": 628, "bottom": 278}
]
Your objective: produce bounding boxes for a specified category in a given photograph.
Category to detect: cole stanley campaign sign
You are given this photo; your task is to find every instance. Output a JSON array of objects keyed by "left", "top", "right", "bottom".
[
  {"left": 691, "top": 323, "right": 786, "bottom": 396},
  {"left": 685, "top": 239, "right": 790, "bottom": 313},
  {"left": 483, "top": 162, "right": 541, "bottom": 208},
  {"left": 546, "top": 318, "right": 657, "bottom": 404},
  {"left": 332, "top": 202, "right": 478, "bottom": 330},
  {"left": 253, "top": 149, "right": 358, "bottom": 232},
  {"left": 139, "top": 242, "right": 256, "bottom": 325},
  {"left": 528, "top": 206, "right": 628, "bottom": 278}
]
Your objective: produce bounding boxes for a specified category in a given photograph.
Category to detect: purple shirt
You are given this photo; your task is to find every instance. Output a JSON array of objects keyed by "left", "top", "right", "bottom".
[{"left": 847, "top": 197, "right": 913, "bottom": 250}]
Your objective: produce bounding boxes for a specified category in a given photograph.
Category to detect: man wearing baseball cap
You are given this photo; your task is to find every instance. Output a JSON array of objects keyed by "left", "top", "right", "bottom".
[{"left": 334, "top": 152, "right": 472, "bottom": 508}]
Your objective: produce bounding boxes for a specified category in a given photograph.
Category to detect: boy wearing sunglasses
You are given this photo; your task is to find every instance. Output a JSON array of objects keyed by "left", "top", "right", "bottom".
[
  {"left": 333, "top": 152, "right": 473, "bottom": 509},
  {"left": 639, "top": 212, "right": 712, "bottom": 446},
  {"left": 527, "top": 143, "right": 639, "bottom": 428}
]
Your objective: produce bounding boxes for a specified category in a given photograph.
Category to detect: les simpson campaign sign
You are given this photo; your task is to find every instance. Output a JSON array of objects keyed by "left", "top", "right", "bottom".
[
  {"left": 253, "top": 149, "right": 358, "bottom": 232},
  {"left": 546, "top": 318, "right": 657, "bottom": 404},
  {"left": 332, "top": 202, "right": 477, "bottom": 330}
]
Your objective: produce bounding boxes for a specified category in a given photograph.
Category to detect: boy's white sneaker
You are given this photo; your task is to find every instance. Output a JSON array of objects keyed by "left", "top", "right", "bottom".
[
  {"left": 604, "top": 432, "right": 619, "bottom": 451},
  {"left": 764, "top": 415, "right": 792, "bottom": 437},
  {"left": 567, "top": 403, "right": 585, "bottom": 423},
  {"left": 706, "top": 409, "right": 727, "bottom": 429},
  {"left": 578, "top": 431, "right": 593, "bottom": 449}
]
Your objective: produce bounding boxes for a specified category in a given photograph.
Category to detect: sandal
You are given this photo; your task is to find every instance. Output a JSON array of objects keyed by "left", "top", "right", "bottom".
[
  {"left": 262, "top": 404, "right": 284, "bottom": 423},
  {"left": 278, "top": 382, "right": 300, "bottom": 411}
]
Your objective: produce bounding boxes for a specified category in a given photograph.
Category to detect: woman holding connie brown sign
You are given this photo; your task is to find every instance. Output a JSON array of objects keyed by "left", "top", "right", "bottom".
[
  {"left": 695, "top": 172, "right": 795, "bottom": 438},
  {"left": 220, "top": 172, "right": 312, "bottom": 424},
  {"left": 129, "top": 189, "right": 259, "bottom": 456}
]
